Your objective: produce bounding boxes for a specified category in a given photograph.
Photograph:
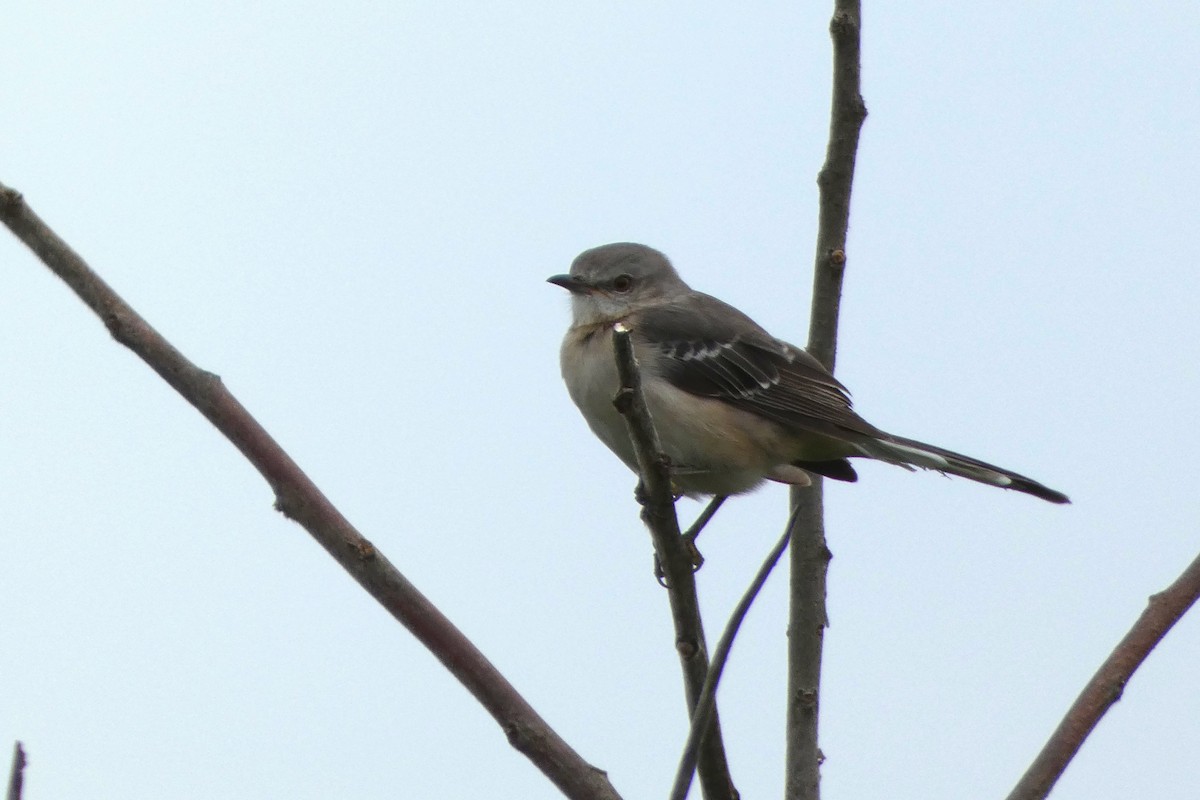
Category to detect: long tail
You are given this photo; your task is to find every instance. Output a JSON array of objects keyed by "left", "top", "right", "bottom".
[{"left": 851, "top": 433, "right": 1070, "bottom": 504}]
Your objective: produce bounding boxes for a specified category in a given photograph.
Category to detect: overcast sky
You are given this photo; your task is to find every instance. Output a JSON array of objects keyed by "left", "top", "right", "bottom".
[{"left": 4, "top": 2, "right": 1199, "bottom": 799}]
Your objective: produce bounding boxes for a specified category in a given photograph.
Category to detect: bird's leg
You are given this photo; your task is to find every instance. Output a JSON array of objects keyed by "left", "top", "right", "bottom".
[
  {"left": 632, "top": 459, "right": 717, "bottom": 582},
  {"left": 632, "top": 478, "right": 672, "bottom": 584},
  {"left": 677, "top": 494, "right": 726, "bottom": 572},
  {"left": 632, "top": 463, "right": 705, "bottom": 585},
  {"left": 632, "top": 454, "right": 678, "bottom": 507},
  {"left": 653, "top": 554, "right": 668, "bottom": 587},
  {"left": 657, "top": 533, "right": 704, "bottom": 585},
  {"left": 683, "top": 495, "right": 727, "bottom": 544},
  {"left": 650, "top": 493, "right": 726, "bottom": 583}
]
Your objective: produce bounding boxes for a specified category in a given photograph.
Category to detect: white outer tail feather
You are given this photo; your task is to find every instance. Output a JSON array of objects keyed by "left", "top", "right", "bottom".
[{"left": 854, "top": 438, "right": 1016, "bottom": 489}]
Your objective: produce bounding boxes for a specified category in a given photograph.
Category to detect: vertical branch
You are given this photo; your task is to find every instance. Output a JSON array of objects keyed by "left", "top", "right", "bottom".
[
  {"left": 611, "top": 326, "right": 738, "bottom": 800},
  {"left": 6, "top": 742, "right": 26, "bottom": 800},
  {"left": 785, "top": 3, "right": 866, "bottom": 799},
  {"left": 784, "top": 482, "right": 830, "bottom": 800}
]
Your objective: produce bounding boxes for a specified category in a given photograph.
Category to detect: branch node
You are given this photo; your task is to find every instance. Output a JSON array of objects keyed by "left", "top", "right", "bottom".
[
  {"left": 353, "top": 538, "right": 377, "bottom": 561},
  {"left": 504, "top": 720, "right": 536, "bottom": 749},
  {"left": 675, "top": 638, "right": 699, "bottom": 659},
  {"left": 852, "top": 94, "right": 868, "bottom": 121},
  {"left": 612, "top": 387, "right": 634, "bottom": 414},
  {"left": 829, "top": 10, "right": 858, "bottom": 37},
  {"left": 102, "top": 310, "right": 124, "bottom": 339},
  {"left": 272, "top": 489, "right": 306, "bottom": 522},
  {"left": 0, "top": 187, "right": 23, "bottom": 214}
]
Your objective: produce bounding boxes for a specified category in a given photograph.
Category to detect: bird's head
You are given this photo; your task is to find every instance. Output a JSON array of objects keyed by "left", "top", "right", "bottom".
[{"left": 547, "top": 243, "right": 690, "bottom": 327}]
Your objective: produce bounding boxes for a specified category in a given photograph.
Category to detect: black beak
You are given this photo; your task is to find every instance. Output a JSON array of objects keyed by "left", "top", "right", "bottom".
[{"left": 547, "top": 274, "right": 591, "bottom": 294}]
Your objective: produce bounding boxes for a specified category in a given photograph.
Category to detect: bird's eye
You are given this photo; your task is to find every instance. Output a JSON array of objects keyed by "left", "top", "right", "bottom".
[{"left": 612, "top": 274, "right": 634, "bottom": 293}]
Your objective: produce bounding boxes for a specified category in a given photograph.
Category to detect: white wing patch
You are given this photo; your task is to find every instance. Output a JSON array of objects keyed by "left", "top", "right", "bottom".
[{"left": 661, "top": 337, "right": 778, "bottom": 395}]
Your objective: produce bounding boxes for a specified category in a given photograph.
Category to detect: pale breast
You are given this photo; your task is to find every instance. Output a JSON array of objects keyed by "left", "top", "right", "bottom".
[
  {"left": 560, "top": 323, "right": 807, "bottom": 496},
  {"left": 560, "top": 325, "right": 639, "bottom": 471}
]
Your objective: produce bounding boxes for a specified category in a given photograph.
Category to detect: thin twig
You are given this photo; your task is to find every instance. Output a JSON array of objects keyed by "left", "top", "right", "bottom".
[
  {"left": 786, "top": 3, "right": 866, "bottom": 799},
  {"left": 0, "top": 182, "right": 620, "bottom": 800},
  {"left": 1006, "top": 551, "right": 1200, "bottom": 800},
  {"left": 610, "top": 324, "right": 737, "bottom": 800},
  {"left": 684, "top": 495, "right": 727, "bottom": 544},
  {"left": 670, "top": 515, "right": 797, "bottom": 800},
  {"left": 6, "top": 742, "right": 26, "bottom": 800}
]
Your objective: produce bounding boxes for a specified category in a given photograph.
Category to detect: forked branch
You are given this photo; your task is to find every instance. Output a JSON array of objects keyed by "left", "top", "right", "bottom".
[{"left": 670, "top": 519, "right": 795, "bottom": 800}]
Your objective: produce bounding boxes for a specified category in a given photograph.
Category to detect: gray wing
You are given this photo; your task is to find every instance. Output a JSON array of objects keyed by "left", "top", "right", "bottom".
[
  {"left": 632, "top": 293, "right": 1072, "bottom": 503},
  {"left": 633, "top": 293, "right": 883, "bottom": 440}
]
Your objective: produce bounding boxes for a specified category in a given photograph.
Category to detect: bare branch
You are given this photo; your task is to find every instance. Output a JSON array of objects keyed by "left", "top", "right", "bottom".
[
  {"left": 1007, "top": 551, "right": 1200, "bottom": 800},
  {"left": 0, "top": 182, "right": 620, "bottom": 800},
  {"left": 670, "top": 518, "right": 795, "bottom": 800},
  {"left": 6, "top": 742, "right": 26, "bottom": 800},
  {"left": 610, "top": 325, "right": 737, "bottom": 800},
  {"left": 786, "top": 3, "right": 866, "bottom": 799},
  {"left": 784, "top": 485, "right": 831, "bottom": 800}
]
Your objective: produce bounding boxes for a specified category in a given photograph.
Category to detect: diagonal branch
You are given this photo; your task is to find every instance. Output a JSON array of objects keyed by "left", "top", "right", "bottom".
[
  {"left": 1006, "top": 550, "right": 1200, "bottom": 800},
  {"left": 684, "top": 495, "right": 727, "bottom": 545},
  {"left": 786, "top": 3, "right": 867, "bottom": 799},
  {"left": 610, "top": 324, "right": 737, "bottom": 800},
  {"left": 0, "top": 182, "right": 620, "bottom": 800}
]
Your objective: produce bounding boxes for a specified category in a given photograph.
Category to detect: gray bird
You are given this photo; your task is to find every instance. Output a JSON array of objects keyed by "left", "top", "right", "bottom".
[{"left": 549, "top": 242, "right": 1068, "bottom": 504}]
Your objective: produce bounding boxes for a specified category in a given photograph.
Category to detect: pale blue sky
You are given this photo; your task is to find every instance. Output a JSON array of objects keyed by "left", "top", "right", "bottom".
[{"left": 4, "top": 3, "right": 1199, "bottom": 799}]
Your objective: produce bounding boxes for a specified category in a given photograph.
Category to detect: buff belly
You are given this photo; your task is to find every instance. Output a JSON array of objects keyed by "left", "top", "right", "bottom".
[{"left": 561, "top": 327, "right": 811, "bottom": 496}]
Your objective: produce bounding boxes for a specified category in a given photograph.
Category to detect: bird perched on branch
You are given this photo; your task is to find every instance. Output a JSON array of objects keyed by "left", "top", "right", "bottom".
[{"left": 549, "top": 242, "right": 1068, "bottom": 504}]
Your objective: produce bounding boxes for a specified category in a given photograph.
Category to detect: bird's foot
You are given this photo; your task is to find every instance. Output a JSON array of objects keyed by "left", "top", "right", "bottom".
[
  {"left": 633, "top": 476, "right": 685, "bottom": 506},
  {"left": 652, "top": 537, "right": 705, "bottom": 587},
  {"left": 682, "top": 533, "right": 705, "bottom": 571}
]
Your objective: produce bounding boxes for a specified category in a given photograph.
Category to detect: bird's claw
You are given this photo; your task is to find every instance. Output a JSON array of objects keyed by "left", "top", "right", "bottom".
[
  {"left": 682, "top": 533, "right": 705, "bottom": 571},
  {"left": 651, "top": 535, "right": 705, "bottom": 588}
]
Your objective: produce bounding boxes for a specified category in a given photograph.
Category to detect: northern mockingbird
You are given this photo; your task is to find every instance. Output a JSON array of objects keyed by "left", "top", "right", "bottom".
[{"left": 549, "top": 242, "right": 1069, "bottom": 504}]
